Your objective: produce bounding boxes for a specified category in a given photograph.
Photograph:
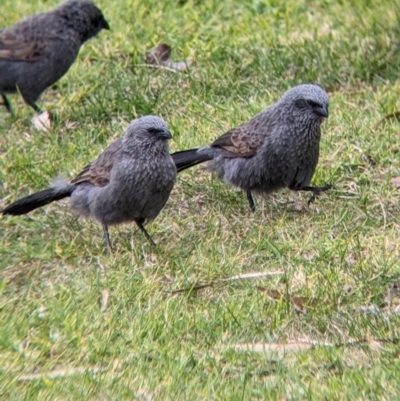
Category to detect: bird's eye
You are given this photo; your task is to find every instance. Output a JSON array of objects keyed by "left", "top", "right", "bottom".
[
  {"left": 295, "top": 99, "right": 308, "bottom": 109},
  {"left": 147, "top": 128, "right": 162, "bottom": 135},
  {"left": 307, "top": 100, "right": 321, "bottom": 108}
]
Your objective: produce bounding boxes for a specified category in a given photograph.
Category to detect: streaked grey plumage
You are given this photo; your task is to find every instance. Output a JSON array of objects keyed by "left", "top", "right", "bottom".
[
  {"left": 0, "top": 0, "right": 109, "bottom": 114},
  {"left": 2, "top": 116, "right": 177, "bottom": 252},
  {"left": 172, "top": 84, "right": 331, "bottom": 211}
]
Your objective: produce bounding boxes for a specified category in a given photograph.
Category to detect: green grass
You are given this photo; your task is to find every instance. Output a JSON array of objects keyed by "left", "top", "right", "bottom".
[{"left": 1, "top": 0, "right": 400, "bottom": 399}]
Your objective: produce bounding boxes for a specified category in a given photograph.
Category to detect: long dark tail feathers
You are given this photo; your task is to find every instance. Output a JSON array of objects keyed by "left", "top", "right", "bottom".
[
  {"left": 171, "top": 148, "right": 212, "bottom": 172},
  {"left": 2, "top": 185, "right": 74, "bottom": 216}
]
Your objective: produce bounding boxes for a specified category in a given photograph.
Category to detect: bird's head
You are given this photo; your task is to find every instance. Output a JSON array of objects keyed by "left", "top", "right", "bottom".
[
  {"left": 126, "top": 116, "right": 173, "bottom": 145},
  {"left": 59, "top": 0, "right": 110, "bottom": 42},
  {"left": 279, "top": 84, "right": 329, "bottom": 123}
]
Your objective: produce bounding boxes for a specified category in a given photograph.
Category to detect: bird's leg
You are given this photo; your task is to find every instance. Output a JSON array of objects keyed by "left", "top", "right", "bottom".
[
  {"left": 291, "top": 184, "right": 332, "bottom": 205},
  {"left": 17, "top": 87, "right": 43, "bottom": 114},
  {"left": 30, "top": 102, "right": 43, "bottom": 114},
  {"left": 136, "top": 221, "right": 156, "bottom": 246},
  {"left": 1, "top": 94, "right": 13, "bottom": 114},
  {"left": 246, "top": 190, "right": 256, "bottom": 212},
  {"left": 102, "top": 223, "right": 113, "bottom": 253}
]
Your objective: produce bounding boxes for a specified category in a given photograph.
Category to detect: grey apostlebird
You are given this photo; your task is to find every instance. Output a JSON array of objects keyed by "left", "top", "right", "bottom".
[
  {"left": 172, "top": 84, "right": 331, "bottom": 212},
  {"left": 2, "top": 116, "right": 177, "bottom": 252},
  {"left": 0, "top": 0, "right": 109, "bottom": 115}
]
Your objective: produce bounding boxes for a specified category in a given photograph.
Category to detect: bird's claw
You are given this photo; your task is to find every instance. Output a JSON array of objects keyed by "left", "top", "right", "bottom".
[{"left": 307, "top": 184, "right": 332, "bottom": 205}]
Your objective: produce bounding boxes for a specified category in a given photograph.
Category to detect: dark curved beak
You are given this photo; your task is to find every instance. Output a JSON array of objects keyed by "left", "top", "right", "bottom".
[
  {"left": 315, "top": 104, "right": 329, "bottom": 118},
  {"left": 157, "top": 129, "right": 172, "bottom": 140}
]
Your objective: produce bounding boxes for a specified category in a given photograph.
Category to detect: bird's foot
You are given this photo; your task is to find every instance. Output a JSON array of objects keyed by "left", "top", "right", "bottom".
[{"left": 306, "top": 184, "right": 332, "bottom": 205}]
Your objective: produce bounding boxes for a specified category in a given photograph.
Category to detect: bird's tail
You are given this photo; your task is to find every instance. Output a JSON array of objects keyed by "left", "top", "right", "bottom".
[
  {"left": 171, "top": 148, "right": 212, "bottom": 172},
  {"left": 2, "top": 183, "right": 74, "bottom": 216}
]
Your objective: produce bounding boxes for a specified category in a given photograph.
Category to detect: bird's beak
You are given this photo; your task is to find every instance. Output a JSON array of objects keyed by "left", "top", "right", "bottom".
[
  {"left": 157, "top": 129, "right": 172, "bottom": 140},
  {"left": 102, "top": 18, "right": 110, "bottom": 30},
  {"left": 315, "top": 104, "right": 329, "bottom": 118}
]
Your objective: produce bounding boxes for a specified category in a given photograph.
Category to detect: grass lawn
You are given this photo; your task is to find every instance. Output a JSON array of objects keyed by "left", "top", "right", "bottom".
[{"left": 1, "top": 0, "right": 400, "bottom": 399}]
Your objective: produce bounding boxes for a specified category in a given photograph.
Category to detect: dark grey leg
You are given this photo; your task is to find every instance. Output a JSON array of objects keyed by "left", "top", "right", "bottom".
[
  {"left": 21, "top": 91, "right": 43, "bottom": 113},
  {"left": 102, "top": 223, "right": 112, "bottom": 253},
  {"left": 246, "top": 190, "right": 255, "bottom": 212},
  {"left": 291, "top": 184, "right": 332, "bottom": 205},
  {"left": 136, "top": 221, "right": 156, "bottom": 246},
  {"left": 29, "top": 102, "right": 43, "bottom": 114}
]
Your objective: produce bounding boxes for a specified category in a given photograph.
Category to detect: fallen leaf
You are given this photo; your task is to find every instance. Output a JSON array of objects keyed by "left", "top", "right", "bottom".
[
  {"left": 145, "top": 43, "right": 190, "bottom": 71},
  {"left": 65, "top": 120, "right": 79, "bottom": 130},
  {"left": 146, "top": 43, "right": 171, "bottom": 64},
  {"left": 257, "top": 288, "right": 321, "bottom": 310},
  {"left": 31, "top": 110, "right": 51, "bottom": 131},
  {"left": 366, "top": 333, "right": 383, "bottom": 351},
  {"left": 100, "top": 289, "right": 109, "bottom": 312},
  {"left": 390, "top": 176, "right": 400, "bottom": 188}
]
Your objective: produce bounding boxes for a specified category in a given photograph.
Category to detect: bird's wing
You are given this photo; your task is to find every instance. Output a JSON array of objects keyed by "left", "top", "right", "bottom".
[
  {"left": 211, "top": 125, "right": 265, "bottom": 158},
  {"left": 71, "top": 163, "right": 112, "bottom": 187},
  {"left": 0, "top": 27, "right": 48, "bottom": 61},
  {"left": 70, "top": 138, "right": 123, "bottom": 187}
]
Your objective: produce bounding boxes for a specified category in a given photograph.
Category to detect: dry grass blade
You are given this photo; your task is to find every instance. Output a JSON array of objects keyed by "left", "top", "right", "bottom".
[
  {"left": 374, "top": 111, "right": 400, "bottom": 129},
  {"left": 223, "top": 271, "right": 284, "bottom": 281},
  {"left": 231, "top": 337, "right": 399, "bottom": 355},
  {"left": 2, "top": 0, "right": 400, "bottom": 398},
  {"left": 135, "top": 64, "right": 183, "bottom": 74},
  {"left": 232, "top": 340, "right": 322, "bottom": 355},
  {"left": 100, "top": 289, "right": 109, "bottom": 312},
  {"left": 170, "top": 271, "right": 284, "bottom": 294},
  {"left": 18, "top": 366, "right": 105, "bottom": 381},
  {"left": 170, "top": 282, "right": 214, "bottom": 294}
]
